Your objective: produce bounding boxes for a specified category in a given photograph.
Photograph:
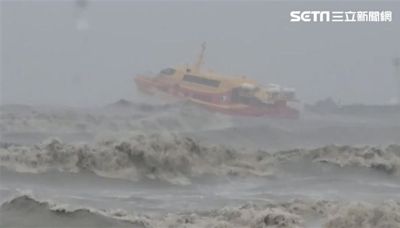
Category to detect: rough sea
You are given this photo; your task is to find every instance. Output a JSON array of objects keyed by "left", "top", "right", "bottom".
[{"left": 1, "top": 100, "right": 400, "bottom": 228}]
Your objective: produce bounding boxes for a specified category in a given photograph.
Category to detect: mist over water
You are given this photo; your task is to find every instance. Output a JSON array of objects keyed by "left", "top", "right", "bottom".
[
  {"left": 1, "top": 1, "right": 400, "bottom": 228},
  {"left": 2, "top": 1, "right": 400, "bottom": 106}
]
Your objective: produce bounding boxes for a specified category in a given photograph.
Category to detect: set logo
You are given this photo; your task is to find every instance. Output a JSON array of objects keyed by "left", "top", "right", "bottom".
[{"left": 290, "top": 11, "right": 392, "bottom": 23}]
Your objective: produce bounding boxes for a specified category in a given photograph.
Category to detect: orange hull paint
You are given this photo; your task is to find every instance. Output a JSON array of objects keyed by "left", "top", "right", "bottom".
[{"left": 135, "top": 76, "right": 299, "bottom": 118}]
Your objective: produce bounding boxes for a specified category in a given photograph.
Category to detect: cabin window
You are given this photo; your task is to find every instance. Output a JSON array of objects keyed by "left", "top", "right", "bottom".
[
  {"left": 160, "top": 68, "right": 176, "bottom": 75},
  {"left": 183, "top": 74, "right": 221, "bottom": 88}
]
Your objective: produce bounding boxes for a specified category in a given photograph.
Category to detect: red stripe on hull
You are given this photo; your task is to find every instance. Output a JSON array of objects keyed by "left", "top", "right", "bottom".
[{"left": 198, "top": 102, "right": 299, "bottom": 118}]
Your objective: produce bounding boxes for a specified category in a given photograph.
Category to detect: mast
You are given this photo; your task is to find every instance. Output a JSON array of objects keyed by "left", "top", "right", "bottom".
[{"left": 193, "top": 42, "right": 206, "bottom": 72}]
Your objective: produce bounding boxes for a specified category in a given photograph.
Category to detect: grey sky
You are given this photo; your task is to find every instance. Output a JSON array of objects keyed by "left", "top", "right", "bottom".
[{"left": 1, "top": 1, "right": 399, "bottom": 106}]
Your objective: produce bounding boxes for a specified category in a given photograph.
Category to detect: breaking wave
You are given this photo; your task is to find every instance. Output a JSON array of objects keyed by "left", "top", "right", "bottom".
[
  {"left": 0, "top": 195, "right": 146, "bottom": 228},
  {"left": 274, "top": 144, "right": 400, "bottom": 175},
  {"left": 0, "top": 134, "right": 399, "bottom": 185},
  {"left": 1, "top": 195, "right": 399, "bottom": 228},
  {"left": 0, "top": 134, "right": 272, "bottom": 185},
  {"left": 325, "top": 201, "right": 400, "bottom": 228}
]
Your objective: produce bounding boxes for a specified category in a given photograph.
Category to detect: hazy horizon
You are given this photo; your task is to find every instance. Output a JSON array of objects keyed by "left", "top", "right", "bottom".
[{"left": 1, "top": 1, "right": 400, "bottom": 107}]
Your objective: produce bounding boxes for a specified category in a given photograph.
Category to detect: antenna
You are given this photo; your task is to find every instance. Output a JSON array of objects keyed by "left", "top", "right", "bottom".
[
  {"left": 193, "top": 42, "right": 206, "bottom": 72},
  {"left": 394, "top": 57, "right": 400, "bottom": 105}
]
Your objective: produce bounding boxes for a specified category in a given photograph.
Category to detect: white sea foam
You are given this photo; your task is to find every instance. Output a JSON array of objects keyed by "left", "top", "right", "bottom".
[
  {"left": 1, "top": 134, "right": 399, "bottom": 185},
  {"left": 2, "top": 195, "right": 399, "bottom": 228}
]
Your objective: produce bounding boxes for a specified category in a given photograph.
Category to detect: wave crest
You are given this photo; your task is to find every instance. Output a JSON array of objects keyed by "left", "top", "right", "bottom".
[
  {"left": 0, "top": 195, "right": 146, "bottom": 228},
  {"left": 2, "top": 195, "right": 400, "bottom": 228},
  {"left": 1, "top": 134, "right": 399, "bottom": 184}
]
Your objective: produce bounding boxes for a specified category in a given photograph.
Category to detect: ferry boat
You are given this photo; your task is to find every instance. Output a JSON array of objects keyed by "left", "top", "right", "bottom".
[{"left": 134, "top": 44, "right": 299, "bottom": 118}]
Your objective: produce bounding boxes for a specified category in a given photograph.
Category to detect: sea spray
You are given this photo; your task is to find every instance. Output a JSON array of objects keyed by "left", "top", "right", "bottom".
[
  {"left": 2, "top": 195, "right": 399, "bottom": 228},
  {"left": 0, "top": 134, "right": 399, "bottom": 185}
]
